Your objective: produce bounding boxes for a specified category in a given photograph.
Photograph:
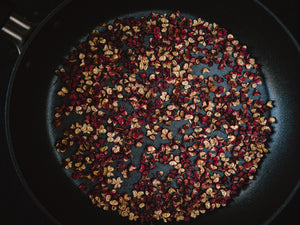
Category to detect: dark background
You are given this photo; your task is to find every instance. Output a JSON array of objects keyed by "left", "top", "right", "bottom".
[{"left": 0, "top": 0, "right": 299, "bottom": 224}]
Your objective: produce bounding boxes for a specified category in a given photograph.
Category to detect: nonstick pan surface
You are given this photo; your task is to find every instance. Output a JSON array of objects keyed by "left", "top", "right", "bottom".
[{"left": 4, "top": 0, "right": 300, "bottom": 224}]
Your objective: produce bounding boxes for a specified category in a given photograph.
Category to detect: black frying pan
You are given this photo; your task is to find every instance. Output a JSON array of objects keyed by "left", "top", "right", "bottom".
[{"left": 2, "top": 0, "right": 300, "bottom": 224}]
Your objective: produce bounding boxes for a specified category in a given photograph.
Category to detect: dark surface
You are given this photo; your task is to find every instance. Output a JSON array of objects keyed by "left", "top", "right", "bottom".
[
  {"left": 1, "top": 0, "right": 300, "bottom": 224},
  {"left": 0, "top": 1, "right": 13, "bottom": 27}
]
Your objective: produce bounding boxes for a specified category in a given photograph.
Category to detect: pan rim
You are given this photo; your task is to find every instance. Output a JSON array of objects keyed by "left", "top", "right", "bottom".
[
  {"left": 4, "top": 1, "right": 300, "bottom": 224},
  {"left": 4, "top": 0, "right": 72, "bottom": 225},
  {"left": 254, "top": 1, "right": 300, "bottom": 224}
]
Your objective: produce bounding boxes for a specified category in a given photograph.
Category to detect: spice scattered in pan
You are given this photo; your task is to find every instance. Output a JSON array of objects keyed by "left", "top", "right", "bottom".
[{"left": 54, "top": 11, "right": 275, "bottom": 222}]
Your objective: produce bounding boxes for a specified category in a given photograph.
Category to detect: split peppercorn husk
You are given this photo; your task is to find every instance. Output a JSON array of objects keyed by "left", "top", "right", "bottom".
[{"left": 54, "top": 11, "right": 276, "bottom": 223}]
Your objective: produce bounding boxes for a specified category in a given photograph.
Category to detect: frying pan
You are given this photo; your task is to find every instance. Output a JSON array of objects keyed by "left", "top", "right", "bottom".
[{"left": 1, "top": 0, "right": 300, "bottom": 224}]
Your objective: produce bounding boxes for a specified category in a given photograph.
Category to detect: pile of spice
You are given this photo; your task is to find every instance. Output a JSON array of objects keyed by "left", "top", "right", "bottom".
[{"left": 54, "top": 11, "right": 275, "bottom": 223}]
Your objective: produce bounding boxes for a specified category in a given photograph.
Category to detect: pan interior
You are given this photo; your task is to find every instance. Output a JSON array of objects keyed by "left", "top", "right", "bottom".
[{"left": 46, "top": 8, "right": 272, "bottom": 220}]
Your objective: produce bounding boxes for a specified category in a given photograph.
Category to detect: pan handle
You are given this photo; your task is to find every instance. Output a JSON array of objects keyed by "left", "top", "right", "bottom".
[{"left": 0, "top": 1, "right": 34, "bottom": 54}]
